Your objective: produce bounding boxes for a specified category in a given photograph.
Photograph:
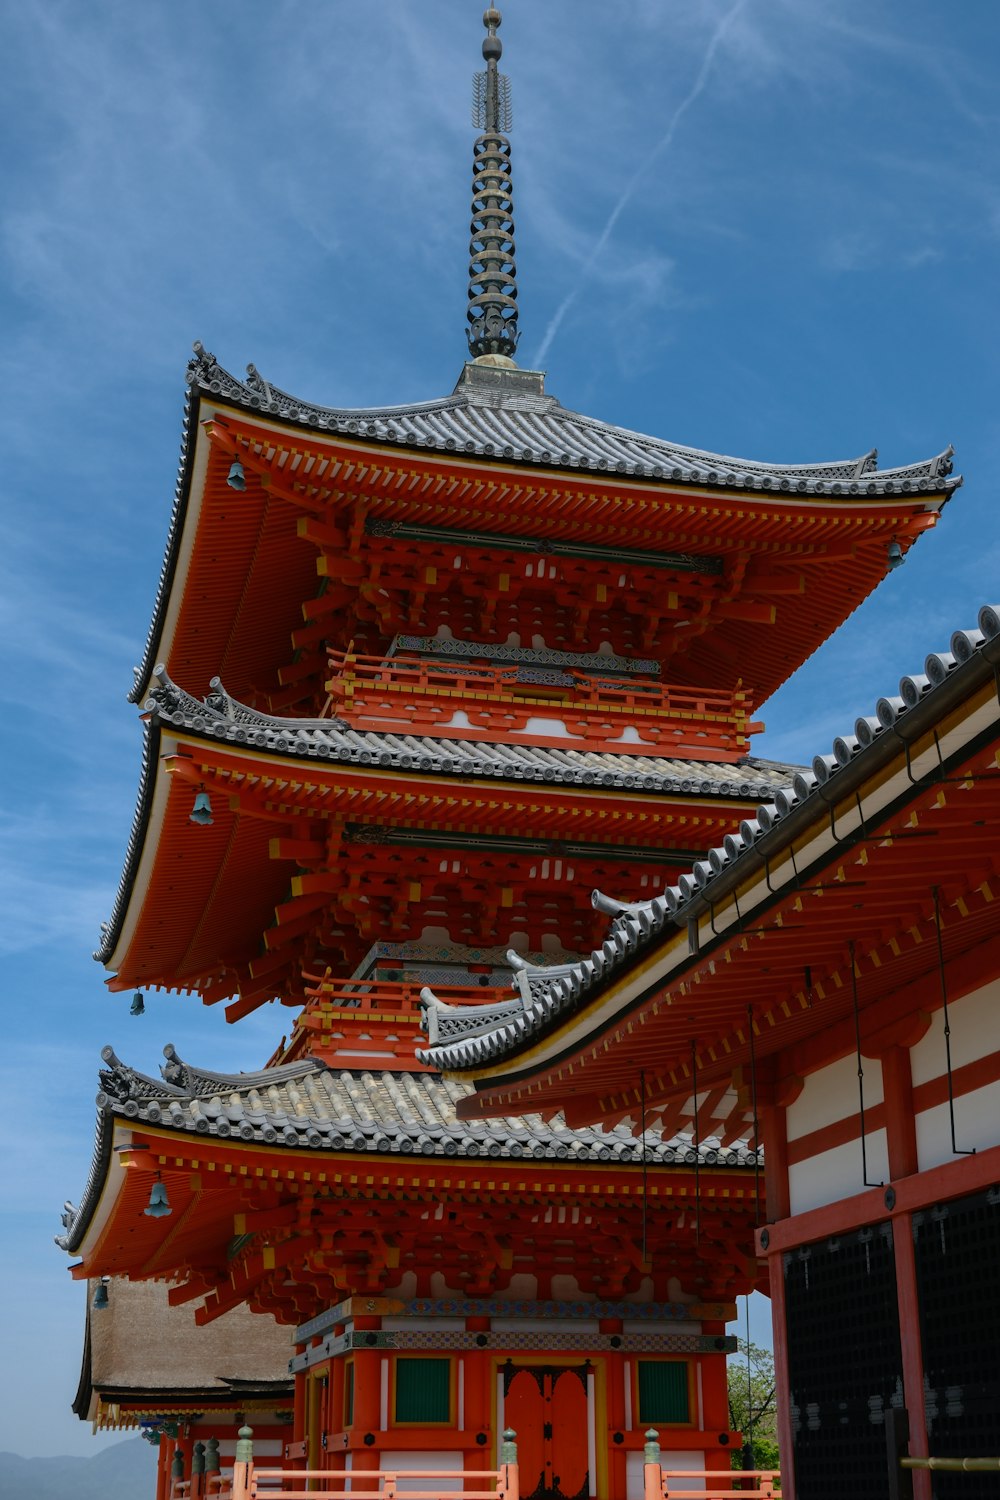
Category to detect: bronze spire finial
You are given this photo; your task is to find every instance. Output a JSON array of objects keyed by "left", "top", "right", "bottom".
[{"left": 467, "top": 6, "right": 520, "bottom": 361}]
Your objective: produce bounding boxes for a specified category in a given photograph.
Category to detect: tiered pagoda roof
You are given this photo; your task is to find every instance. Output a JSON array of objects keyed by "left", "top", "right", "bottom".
[
  {"left": 96, "top": 669, "right": 803, "bottom": 1014},
  {"left": 133, "top": 346, "right": 959, "bottom": 723},
  {"left": 58, "top": 1043, "right": 761, "bottom": 1325}
]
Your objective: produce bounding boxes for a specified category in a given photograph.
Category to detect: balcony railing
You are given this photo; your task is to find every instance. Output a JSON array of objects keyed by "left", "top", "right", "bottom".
[
  {"left": 325, "top": 650, "right": 760, "bottom": 760},
  {"left": 643, "top": 1432, "right": 779, "bottom": 1499},
  {"left": 222, "top": 1425, "right": 520, "bottom": 1500},
  {"left": 300, "top": 973, "right": 505, "bottom": 1016},
  {"left": 282, "top": 972, "right": 509, "bottom": 1065}
]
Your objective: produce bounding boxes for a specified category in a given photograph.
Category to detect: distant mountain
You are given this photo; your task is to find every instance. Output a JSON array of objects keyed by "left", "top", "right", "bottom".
[{"left": 0, "top": 1438, "right": 154, "bottom": 1500}]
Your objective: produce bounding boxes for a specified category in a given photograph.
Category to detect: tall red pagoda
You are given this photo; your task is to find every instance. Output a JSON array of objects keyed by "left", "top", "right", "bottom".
[{"left": 59, "top": 11, "right": 960, "bottom": 1500}]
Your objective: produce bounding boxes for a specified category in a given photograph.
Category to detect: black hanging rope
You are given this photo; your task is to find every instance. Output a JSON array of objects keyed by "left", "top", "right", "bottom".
[
  {"left": 932, "top": 887, "right": 975, "bottom": 1156},
  {"left": 640, "top": 1069, "right": 649, "bottom": 1266},
  {"left": 849, "top": 941, "right": 883, "bottom": 1187},
  {"left": 747, "top": 1005, "right": 761, "bottom": 1224},
  {"left": 691, "top": 1040, "right": 701, "bottom": 1246},
  {"left": 744, "top": 1294, "right": 754, "bottom": 1468}
]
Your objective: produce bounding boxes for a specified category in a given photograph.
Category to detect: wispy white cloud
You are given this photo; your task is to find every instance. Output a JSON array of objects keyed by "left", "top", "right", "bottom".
[{"left": 533, "top": 0, "right": 750, "bottom": 365}]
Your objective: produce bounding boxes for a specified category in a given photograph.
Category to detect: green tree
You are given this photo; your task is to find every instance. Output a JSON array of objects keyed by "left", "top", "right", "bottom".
[{"left": 728, "top": 1339, "right": 781, "bottom": 1474}]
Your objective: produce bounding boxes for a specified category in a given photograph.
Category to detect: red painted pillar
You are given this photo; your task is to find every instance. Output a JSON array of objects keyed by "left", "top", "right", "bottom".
[
  {"left": 177, "top": 1431, "right": 194, "bottom": 1493},
  {"left": 759, "top": 1103, "right": 790, "bottom": 1223},
  {"left": 699, "top": 1342, "right": 732, "bottom": 1476},
  {"left": 892, "top": 1215, "right": 931, "bottom": 1500},
  {"left": 155, "top": 1440, "right": 171, "bottom": 1500},
  {"left": 293, "top": 1363, "right": 308, "bottom": 1448},
  {"left": 882, "top": 1044, "right": 930, "bottom": 1498},
  {"left": 600, "top": 1319, "right": 627, "bottom": 1500},
  {"left": 330, "top": 1341, "right": 346, "bottom": 1462},
  {"left": 465, "top": 1319, "right": 492, "bottom": 1483},
  {"left": 762, "top": 1248, "right": 795, "bottom": 1500},
  {"left": 350, "top": 1316, "right": 383, "bottom": 1477}
]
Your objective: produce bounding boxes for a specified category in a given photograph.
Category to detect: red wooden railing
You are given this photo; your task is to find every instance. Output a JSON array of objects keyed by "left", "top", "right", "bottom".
[
  {"left": 300, "top": 974, "right": 505, "bottom": 1015},
  {"left": 324, "top": 650, "right": 758, "bottom": 759},
  {"left": 291, "top": 973, "right": 507, "bottom": 1065},
  {"left": 643, "top": 1431, "right": 780, "bottom": 1499},
  {"left": 221, "top": 1426, "right": 519, "bottom": 1500},
  {"left": 172, "top": 1427, "right": 778, "bottom": 1500}
]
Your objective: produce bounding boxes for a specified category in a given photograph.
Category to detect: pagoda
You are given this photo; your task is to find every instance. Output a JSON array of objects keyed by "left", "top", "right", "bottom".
[{"left": 58, "top": 10, "right": 961, "bottom": 1500}]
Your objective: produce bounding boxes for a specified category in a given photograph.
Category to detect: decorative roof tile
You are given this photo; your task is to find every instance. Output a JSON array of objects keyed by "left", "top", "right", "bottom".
[
  {"left": 57, "top": 1044, "right": 756, "bottom": 1253},
  {"left": 194, "top": 346, "right": 957, "bottom": 497}
]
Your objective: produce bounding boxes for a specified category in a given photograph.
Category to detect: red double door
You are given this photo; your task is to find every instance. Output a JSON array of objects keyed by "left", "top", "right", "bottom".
[{"left": 502, "top": 1363, "right": 590, "bottom": 1500}]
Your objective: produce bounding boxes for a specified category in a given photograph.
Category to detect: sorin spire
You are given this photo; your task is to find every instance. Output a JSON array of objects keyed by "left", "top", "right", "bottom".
[{"left": 467, "top": 7, "right": 520, "bottom": 361}]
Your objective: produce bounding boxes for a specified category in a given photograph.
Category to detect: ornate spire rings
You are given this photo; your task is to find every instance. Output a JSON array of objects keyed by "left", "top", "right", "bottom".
[
  {"left": 468, "top": 133, "right": 519, "bottom": 359},
  {"left": 467, "top": 7, "right": 519, "bottom": 361}
]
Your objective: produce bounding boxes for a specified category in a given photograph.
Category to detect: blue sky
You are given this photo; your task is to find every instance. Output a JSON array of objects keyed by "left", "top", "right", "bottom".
[{"left": 2, "top": 0, "right": 998, "bottom": 1459}]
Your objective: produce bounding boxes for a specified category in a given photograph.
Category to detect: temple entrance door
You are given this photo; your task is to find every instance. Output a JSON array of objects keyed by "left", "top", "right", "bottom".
[{"left": 502, "top": 1363, "right": 590, "bottom": 1500}]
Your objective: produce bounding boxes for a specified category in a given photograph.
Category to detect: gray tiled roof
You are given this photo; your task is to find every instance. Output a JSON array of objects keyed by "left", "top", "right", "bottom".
[
  {"left": 95, "top": 668, "right": 801, "bottom": 963},
  {"left": 56, "top": 1044, "right": 757, "bottom": 1254},
  {"left": 197, "top": 346, "right": 958, "bottom": 496},
  {"left": 150, "top": 671, "right": 798, "bottom": 794},
  {"left": 419, "top": 602, "right": 1000, "bottom": 1071},
  {"left": 129, "top": 344, "right": 960, "bottom": 703}
]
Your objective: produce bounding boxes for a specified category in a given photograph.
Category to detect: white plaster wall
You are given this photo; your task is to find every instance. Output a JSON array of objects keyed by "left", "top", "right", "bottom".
[
  {"left": 627, "top": 1451, "right": 704, "bottom": 1498},
  {"left": 492, "top": 1317, "right": 601, "bottom": 1336},
  {"left": 787, "top": 1129, "right": 889, "bottom": 1216},
  {"left": 524, "top": 717, "right": 572, "bottom": 737},
  {"left": 786, "top": 1053, "right": 883, "bottom": 1142},
  {"left": 908, "top": 978, "right": 1000, "bottom": 1167},
  {"left": 382, "top": 1317, "right": 465, "bottom": 1333},
  {"left": 915, "top": 1083, "right": 1000, "bottom": 1170},
  {"left": 909, "top": 978, "right": 1000, "bottom": 1086},
  {"left": 622, "top": 1320, "right": 700, "bottom": 1337},
  {"left": 382, "top": 1452, "right": 463, "bottom": 1493},
  {"left": 549, "top": 1275, "right": 585, "bottom": 1300}
]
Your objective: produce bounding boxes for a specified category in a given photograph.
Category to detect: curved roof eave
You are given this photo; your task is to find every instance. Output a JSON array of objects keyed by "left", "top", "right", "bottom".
[
  {"left": 146, "top": 669, "right": 799, "bottom": 799},
  {"left": 94, "top": 718, "right": 160, "bottom": 965},
  {"left": 128, "top": 343, "right": 960, "bottom": 704},
  {"left": 201, "top": 347, "right": 960, "bottom": 493},
  {"left": 97, "top": 671, "right": 798, "bottom": 969},
  {"left": 55, "top": 1042, "right": 760, "bottom": 1254}
]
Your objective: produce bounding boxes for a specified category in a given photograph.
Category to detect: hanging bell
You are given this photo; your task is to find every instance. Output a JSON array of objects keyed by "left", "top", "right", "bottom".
[
  {"left": 189, "top": 789, "right": 214, "bottom": 826},
  {"left": 227, "top": 458, "right": 246, "bottom": 491},
  {"left": 92, "top": 1280, "right": 110, "bottom": 1310},
  {"left": 130, "top": 991, "right": 145, "bottom": 1016},
  {"left": 144, "top": 1179, "right": 173, "bottom": 1218},
  {"left": 887, "top": 538, "right": 904, "bottom": 571}
]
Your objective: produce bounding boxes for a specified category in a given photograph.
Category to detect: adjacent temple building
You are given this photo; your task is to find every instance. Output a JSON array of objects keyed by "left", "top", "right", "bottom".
[{"left": 58, "top": 11, "right": 963, "bottom": 1500}]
